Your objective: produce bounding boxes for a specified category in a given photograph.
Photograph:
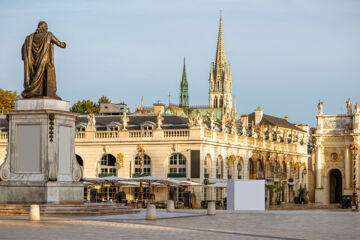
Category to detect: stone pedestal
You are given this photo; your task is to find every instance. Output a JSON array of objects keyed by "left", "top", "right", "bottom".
[
  {"left": 0, "top": 99, "right": 83, "bottom": 204},
  {"left": 207, "top": 201, "right": 216, "bottom": 216},
  {"left": 166, "top": 200, "right": 175, "bottom": 212},
  {"left": 146, "top": 204, "right": 156, "bottom": 220}
]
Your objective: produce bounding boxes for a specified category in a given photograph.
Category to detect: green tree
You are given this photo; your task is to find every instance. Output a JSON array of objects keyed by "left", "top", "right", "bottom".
[
  {"left": 0, "top": 88, "right": 19, "bottom": 114},
  {"left": 275, "top": 186, "right": 284, "bottom": 204},
  {"left": 265, "top": 184, "right": 276, "bottom": 205},
  {"left": 70, "top": 100, "right": 99, "bottom": 114},
  {"left": 98, "top": 96, "right": 111, "bottom": 105}
]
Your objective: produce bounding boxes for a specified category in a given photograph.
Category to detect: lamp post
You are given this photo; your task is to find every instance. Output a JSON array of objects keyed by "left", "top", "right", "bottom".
[
  {"left": 138, "top": 145, "right": 145, "bottom": 204},
  {"left": 350, "top": 143, "right": 359, "bottom": 212}
]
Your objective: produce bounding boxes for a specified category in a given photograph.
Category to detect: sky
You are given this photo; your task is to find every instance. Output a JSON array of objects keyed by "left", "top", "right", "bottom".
[{"left": 0, "top": 0, "right": 359, "bottom": 127}]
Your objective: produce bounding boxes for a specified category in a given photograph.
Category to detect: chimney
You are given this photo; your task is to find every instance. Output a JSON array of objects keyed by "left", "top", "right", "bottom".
[
  {"left": 255, "top": 107, "right": 263, "bottom": 125},
  {"left": 153, "top": 101, "right": 165, "bottom": 115},
  {"left": 285, "top": 116, "right": 288, "bottom": 122},
  {"left": 241, "top": 114, "right": 248, "bottom": 127}
]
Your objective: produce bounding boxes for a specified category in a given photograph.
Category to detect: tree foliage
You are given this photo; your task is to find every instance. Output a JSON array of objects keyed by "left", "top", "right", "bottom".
[
  {"left": 70, "top": 100, "right": 99, "bottom": 114},
  {"left": 0, "top": 88, "right": 19, "bottom": 114},
  {"left": 98, "top": 96, "right": 111, "bottom": 104}
]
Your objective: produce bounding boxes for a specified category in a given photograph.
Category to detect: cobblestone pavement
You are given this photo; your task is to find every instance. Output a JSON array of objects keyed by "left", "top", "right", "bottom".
[{"left": 0, "top": 209, "right": 359, "bottom": 240}]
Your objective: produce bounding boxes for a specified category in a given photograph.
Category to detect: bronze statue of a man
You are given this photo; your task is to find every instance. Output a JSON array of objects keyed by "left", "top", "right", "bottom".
[{"left": 21, "top": 21, "right": 66, "bottom": 99}]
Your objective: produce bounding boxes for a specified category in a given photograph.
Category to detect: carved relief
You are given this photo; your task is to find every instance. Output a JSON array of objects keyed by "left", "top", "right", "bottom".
[{"left": 323, "top": 118, "right": 345, "bottom": 129}]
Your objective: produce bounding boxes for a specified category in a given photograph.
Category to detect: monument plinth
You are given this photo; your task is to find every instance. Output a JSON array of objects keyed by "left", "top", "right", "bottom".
[{"left": 0, "top": 99, "right": 83, "bottom": 204}]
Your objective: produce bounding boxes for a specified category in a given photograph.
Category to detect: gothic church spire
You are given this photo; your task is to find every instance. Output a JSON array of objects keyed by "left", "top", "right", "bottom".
[
  {"left": 179, "top": 57, "right": 189, "bottom": 108},
  {"left": 215, "top": 11, "right": 226, "bottom": 71}
]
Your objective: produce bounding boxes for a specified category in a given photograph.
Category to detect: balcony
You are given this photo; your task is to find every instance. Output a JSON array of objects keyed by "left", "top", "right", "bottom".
[
  {"left": 132, "top": 173, "right": 150, "bottom": 178},
  {"left": 167, "top": 173, "right": 186, "bottom": 178},
  {"left": 98, "top": 173, "right": 116, "bottom": 178}
]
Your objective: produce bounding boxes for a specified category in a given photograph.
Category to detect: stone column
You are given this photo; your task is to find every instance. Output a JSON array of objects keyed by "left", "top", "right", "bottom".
[
  {"left": 345, "top": 147, "right": 351, "bottom": 189},
  {"left": 316, "top": 146, "right": 322, "bottom": 189},
  {"left": 243, "top": 156, "right": 249, "bottom": 180}
]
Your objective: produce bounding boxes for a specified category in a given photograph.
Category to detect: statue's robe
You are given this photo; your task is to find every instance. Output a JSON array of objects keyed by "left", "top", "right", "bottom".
[{"left": 21, "top": 32, "right": 63, "bottom": 99}]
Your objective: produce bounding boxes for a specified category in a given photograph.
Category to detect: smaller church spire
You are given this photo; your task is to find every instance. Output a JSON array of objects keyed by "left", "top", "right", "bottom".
[
  {"left": 181, "top": 57, "right": 188, "bottom": 87},
  {"left": 232, "top": 96, "right": 238, "bottom": 120},
  {"left": 179, "top": 57, "right": 189, "bottom": 108}
]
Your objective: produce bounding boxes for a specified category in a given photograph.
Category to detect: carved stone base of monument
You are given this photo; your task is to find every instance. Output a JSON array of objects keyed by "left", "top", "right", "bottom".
[{"left": 0, "top": 99, "right": 83, "bottom": 204}]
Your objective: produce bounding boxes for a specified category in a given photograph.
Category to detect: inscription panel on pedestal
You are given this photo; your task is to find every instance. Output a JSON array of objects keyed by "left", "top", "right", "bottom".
[
  {"left": 58, "top": 126, "right": 71, "bottom": 174},
  {"left": 16, "top": 125, "right": 41, "bottom": 173}
]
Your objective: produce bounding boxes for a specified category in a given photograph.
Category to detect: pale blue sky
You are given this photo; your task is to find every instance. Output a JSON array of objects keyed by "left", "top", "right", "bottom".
[{"left": 0, "top": 0, "right": 359, "bottom": 126}]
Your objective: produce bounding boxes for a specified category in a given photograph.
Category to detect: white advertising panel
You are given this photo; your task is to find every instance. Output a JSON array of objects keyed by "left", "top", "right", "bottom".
[{"left": 227, "top": 180, "right": 265, "bottom": 211}]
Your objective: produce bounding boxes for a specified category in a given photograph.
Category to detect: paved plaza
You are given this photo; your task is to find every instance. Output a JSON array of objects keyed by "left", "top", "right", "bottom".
[{"left": 1, "top": 209, "right": 360, "bottom": 240}]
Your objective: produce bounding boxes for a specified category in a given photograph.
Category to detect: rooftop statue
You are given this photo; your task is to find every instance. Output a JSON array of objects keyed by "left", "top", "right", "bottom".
[
  {"left": 346, "top": 98, "right": 352, "bottom": 115},
  {"left": 318, "top": 100, "right": 323, "bottom": 115},
  {"left": 21, "top": 21, "right": 66, "bottom": 99}
]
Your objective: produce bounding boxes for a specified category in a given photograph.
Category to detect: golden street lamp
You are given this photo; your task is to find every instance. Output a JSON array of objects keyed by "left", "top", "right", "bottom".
[{"left": 350, "top": 143, "right": 359, "bottom": 212}]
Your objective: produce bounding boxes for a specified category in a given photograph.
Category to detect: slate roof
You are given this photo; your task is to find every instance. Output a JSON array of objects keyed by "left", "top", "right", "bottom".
[
  {"left": 247, "top": 112, "right": 306, "bottom": 132},
  {"left": 76, "top": 114, "right": 189, "bottom": 130}
]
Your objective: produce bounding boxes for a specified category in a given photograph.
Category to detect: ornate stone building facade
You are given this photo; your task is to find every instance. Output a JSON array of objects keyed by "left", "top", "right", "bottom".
[
  {"left": 310, "top": 99, "right": 360, "bottom": 204},
  {"left": 0, "top": 105, "right": 309, "bottom": 206}
]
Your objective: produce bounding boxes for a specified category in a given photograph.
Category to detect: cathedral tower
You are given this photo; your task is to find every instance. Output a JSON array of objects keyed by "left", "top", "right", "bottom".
[
  {"left": 179, "top": 57, "right": 189, "bottom": 108},
  {"left": 209, "top": 13, "right": 233, "bottom": 114}
]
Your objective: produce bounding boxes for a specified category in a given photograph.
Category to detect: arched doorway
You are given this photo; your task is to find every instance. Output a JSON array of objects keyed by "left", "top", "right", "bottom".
[{"left": 329, "top": 169, "right": 342, "bottom": 203}]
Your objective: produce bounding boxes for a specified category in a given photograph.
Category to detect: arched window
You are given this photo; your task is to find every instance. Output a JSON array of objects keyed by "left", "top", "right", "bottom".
[
  {"left": 257, "top": 159, "right": 264, "bottom": 179},
  {"left": 282, "top": 161, "right": 287, "bottom": 178},
  {"left": 237, "top": 158, "right": 243, "bottom": 179},
  {"left": 214, "top": 96, "right": 218, "bottom": 108},
  {"left": 216, "top": 155, "right": 224, "bottom": 179},
  {"left": 76, "top": 154, "right": 83, "bottom": 167},
  {"left": 249, "top": 158, "right": 256, "bottom": 179},
  {"left": 99, "top": 154, "right": 117, "bottom": 177},
  {"left": 168, "top": 153, "right": 186, "bottom": 178},
  {"left": 220, "top": 97, "right": 223, "bottom": 108},
  {"left": 217, "top": 81, "right": 220, "bottom": 91},
  {"left": 134, "top": 154, "right": 151, "bottom": 177},
  {"left": 204, "top": 154, "right": 211, "bottom": 178}
]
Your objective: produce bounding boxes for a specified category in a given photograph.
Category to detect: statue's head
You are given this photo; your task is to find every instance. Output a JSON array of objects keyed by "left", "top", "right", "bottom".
[{"left": 36, "top": 21, "right": 48, "bottom": 33}]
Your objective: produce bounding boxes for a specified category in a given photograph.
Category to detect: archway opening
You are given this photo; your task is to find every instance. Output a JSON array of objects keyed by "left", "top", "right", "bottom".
[
  {"left": 329, "top": 169, "right": 342, "bottom": 203},
  {"left": 76, "top": 154, "right": 83, "bottom": 166}
]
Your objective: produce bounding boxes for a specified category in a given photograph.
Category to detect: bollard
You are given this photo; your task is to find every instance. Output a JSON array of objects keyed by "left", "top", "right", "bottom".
[
  {"left": 146, "top": 204, "right": 156, "bottom": 220},
  {"left": 167, "top": 200, "right": 175, "bottom": 212},
  {"left": 207, "top": 201, "right": 216, "bottom": 216},
  {"left": 29, "top": 204, "right": 40, "bottom": 221}
]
